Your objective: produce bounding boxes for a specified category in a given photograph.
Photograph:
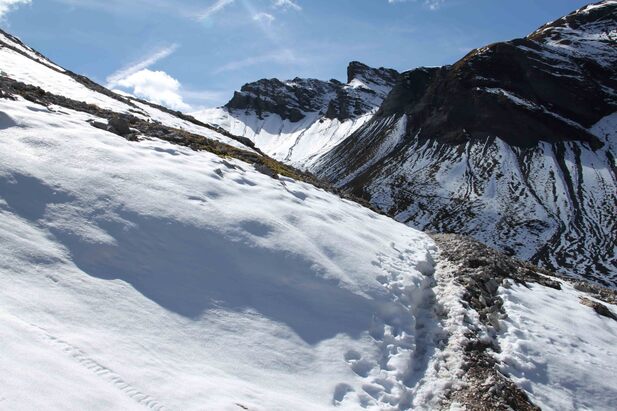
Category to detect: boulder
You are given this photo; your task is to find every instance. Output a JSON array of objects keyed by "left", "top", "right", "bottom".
[{"left": 108, "top": 116, "right": 131, "bottom": 136}]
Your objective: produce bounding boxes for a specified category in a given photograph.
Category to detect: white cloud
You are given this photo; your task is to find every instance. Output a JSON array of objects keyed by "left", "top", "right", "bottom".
[
  {"left": 115, "top": 69, "right": 191, "bottom": 111},
  {"left": 253, "top": 12, "right": 275, "bottom": 25},
  {"left": 197, "top": 0, "right": 234, "bottom": 20},
  {"left": 213, "top": 49, "right": 302, "bottom": 73},
  {"left": 106, "top": 45, "right": 228, "bottom": 110},
  {"left": 0, "top": 0, "right": 30, "bottom": 19},
  {"left": 106, "top": 44, "right": 179, "bottom": 87},
  {"left": 272, "top": 0, "right": 301, "bottom": 11}
]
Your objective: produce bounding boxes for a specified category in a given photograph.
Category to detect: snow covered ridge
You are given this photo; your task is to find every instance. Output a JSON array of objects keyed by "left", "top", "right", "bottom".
[
  {"left": 527, "top": 0, "right": 617, "bottom": 70},
  {"left": 0, "top": 29, "right": 255, "bottom": 152},
  {"left": 192, "top": 62, "right": 400, "bottom": 169}
]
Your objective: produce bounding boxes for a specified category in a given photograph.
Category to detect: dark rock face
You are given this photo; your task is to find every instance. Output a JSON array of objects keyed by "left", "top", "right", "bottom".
[
  {"left": 376, "top": 2, "right": 617, "bottom": 148},
  {"left": 346, "top": 61, "right": 399, "bottom": 87},
  {"left": 315, "top": 1, "right": 617, "bottom": 286},
  {"left": 225, "top": 62, "right": 400, "bottom": 122}
]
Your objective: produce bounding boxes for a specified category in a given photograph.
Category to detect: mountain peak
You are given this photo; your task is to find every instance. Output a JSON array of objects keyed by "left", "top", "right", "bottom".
[
  {"left": 222, "top": 62, "right": 399, "bottom": 124},
  {"left": 346, "top": 61, "right": 371, "bottom": 83},
  {"left": 346, "top": 61, "right": 400, "bottom": 89}
]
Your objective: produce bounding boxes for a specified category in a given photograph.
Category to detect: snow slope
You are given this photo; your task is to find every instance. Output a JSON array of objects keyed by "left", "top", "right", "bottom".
[
  {"left": 0, "top": 96, "right": 461, "bottom": 410},
  {"left": 497, "top": 280, "right": 617, "bottom": 411},
  {"left": 195, "top": 108, "right": 375, "bottom": 169},
  {"left": 0, "top": 31, "right": 251, "bottom": 151}
]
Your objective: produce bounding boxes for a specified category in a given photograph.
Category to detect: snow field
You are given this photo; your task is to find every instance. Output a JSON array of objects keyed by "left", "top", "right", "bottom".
[
  {"left": 0, "top": 97, "right": 461, "bottom": 410},
  {"left": 496, "top": 280, "right": 617, "bottom": 411},
  {"left": 195, "top": 108, "right": 375, "bottom": 169}
]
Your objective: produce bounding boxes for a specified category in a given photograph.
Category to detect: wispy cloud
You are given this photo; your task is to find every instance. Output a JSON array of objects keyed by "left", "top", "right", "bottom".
[
  {"left": 0, "top": 0, "right": 30, "bottom": 19},
  {"left": 388, "top": 0, "right": 445, "bottom": 10},
  {"left": 272, "top": 0, "right": 301, "bottom": 12},
  {"left": 424, "top": 0, "right": 445, "bottom": 10},
  {"left": 253, "top": 12, "right": 275, "bottom": 25},
  {"left": 55, "top": 0, "right": 237, "bottom": 21},
  {"left": 213, "top": 49, "right": 303, "bottom": 73},
  {"left": 106, "top": 44, "right": 178, "bottom": 87},
  {"left": 197, "top": 0, "right": 235, "bottom": 20}
]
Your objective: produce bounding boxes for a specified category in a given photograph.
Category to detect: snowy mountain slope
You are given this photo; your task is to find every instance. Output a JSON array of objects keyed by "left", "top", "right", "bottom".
[
  {"left": 314, "top": 0, "right": 617, "bottom": 287},
  {"left": 497, "top": 281, "right": 617, "bottom": 411},
  {"left": 1, "top": 22, "right": 617, "bottom": 411},
  {"left": 0, "top": 95, "right": 462, "bottom": 410},
  {"left": 193, "top": 62, "right": 399, "bottom": 169},
  {"left": 0, "top": 29, "right": 253, "bottom": 152},
  {"left": 2, "top": 86, "right": 616, "bottom": 411}
]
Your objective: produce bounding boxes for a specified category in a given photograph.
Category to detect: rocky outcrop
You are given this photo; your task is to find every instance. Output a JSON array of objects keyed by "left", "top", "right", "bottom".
[{"left": 224, "top": 62, "right": 400, "bottom": 123}]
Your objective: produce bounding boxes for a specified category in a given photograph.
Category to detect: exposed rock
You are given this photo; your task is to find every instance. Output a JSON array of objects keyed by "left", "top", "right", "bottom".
[
  {"left": 432, "top": 233, "right": 543, "bottom": 411},
  {"left": 225, "top": 62, "right": 400, "bottom": 123},
  {"left": 89, "top": 119, "right": 108, "bottom": 131},
  {"left": 253, "top": 163, "right": 279, "bottom": 179},
  {"left": 580, "top": 297, "right": 617, "bottom": 321},
  {"left": 108, "top": 116, "right": 131, "bottom": 136}
]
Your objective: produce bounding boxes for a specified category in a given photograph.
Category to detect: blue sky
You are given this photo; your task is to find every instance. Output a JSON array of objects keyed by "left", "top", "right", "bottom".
[{"left": 1, "top": 0, "right": 592, "bottom": 110}]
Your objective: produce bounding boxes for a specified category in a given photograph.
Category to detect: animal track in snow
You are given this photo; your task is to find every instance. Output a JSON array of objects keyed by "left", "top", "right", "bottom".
[{"left": 43, "top": 334, "right": 168, "bottom": 410}]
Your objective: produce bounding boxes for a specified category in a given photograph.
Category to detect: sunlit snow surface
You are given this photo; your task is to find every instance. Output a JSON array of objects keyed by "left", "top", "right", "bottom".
[
  {"left": 196, "top": 108, "right": 375, "bottom": 170},
  {"left": 0, "top": 43, "right": 250, "bottom": 151},
  {"left": 0, "top": 97, "right": 456, "bottom": 410},
  {"left": 496, "top": 281, "right": 617, "bottom": 411}
]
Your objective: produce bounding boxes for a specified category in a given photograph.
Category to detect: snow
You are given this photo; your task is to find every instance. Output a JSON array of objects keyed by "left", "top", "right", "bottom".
[
  {"left": 0, "top": 96, "right": 462, "bottom": 410},
  {"left": 0, "top": 31, "right": 66, "bottom": 72},
  {"left": 591, "top": 112, "right": 617, "bottom": 154},
  {"left": 0, "top": 38, "right": 252, "bottom": 151},
  {"left": 0, "top": 46, "right": 134, "bottom": 113},
  {"left": 196, "top": 108, "right": 374, "bottom": 169},
  {"left": 478, "top": 87, "right": 539, "bottom": 110},
  {"left": 496, "top": 281, "right": 617, "bottom": 411}
]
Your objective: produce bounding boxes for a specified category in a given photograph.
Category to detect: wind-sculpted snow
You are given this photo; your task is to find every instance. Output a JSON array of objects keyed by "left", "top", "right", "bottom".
[{"left": 0, "top": 97, "right": 479, "bottom": 410}]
